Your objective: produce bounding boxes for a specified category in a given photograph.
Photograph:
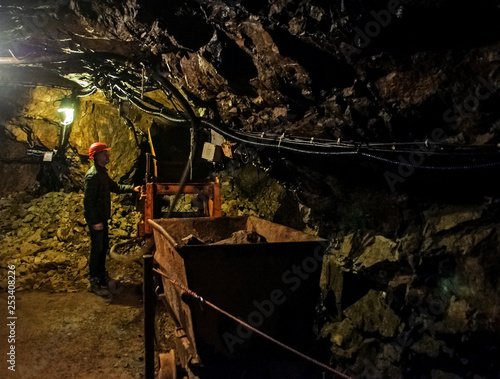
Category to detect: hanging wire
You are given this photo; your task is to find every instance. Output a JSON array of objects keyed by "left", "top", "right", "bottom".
[
  {"left": 5, "top": 52, "right": 499, "bottom": 173},
  {"left": 141, "top": 64, "right": 145, "bottom": 100},
  {"left": 153, "top": 266, "right": 354, "bottom": 379}
]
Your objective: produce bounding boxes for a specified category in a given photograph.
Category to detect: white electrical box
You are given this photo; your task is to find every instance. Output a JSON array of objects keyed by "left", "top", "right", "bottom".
[{"left": 202, "top": 142, "right": 222, "bottom": 162}]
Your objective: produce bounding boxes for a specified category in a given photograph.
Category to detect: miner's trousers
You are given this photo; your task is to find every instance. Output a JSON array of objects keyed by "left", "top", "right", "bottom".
[{"left": 88, "top": 222, "right": 109, "bottom": 281}]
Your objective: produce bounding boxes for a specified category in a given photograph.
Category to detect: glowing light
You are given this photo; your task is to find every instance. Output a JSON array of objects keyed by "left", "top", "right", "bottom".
[
  {"left": 58, "top": 107, "right": 74, "bottom": 125},
  {"left": 58, "top": 95, "right": 75, "bottom": 125}
]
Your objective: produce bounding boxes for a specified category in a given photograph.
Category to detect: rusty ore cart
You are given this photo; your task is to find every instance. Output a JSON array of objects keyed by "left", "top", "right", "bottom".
[{"left": 151, "top": 216, "right": 327, "bottom": 379}]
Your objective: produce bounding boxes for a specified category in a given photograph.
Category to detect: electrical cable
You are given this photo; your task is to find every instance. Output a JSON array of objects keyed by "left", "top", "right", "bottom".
[
  {"left": 5, "top": 51, "right": 499, "bottom": 172},
  {"left": 77, "top": 86, "right": 98, "bottom": 97},
  {"left": 115, "top": 82, "right": 500, "bottom": 171},
  {"left": 359, "top": 151, "right": 500, "bottom": 170},
  {"left": 106, "top": 66, "right": 500, "bottom": 172},
  {"left": 112, "top": 84, "right": 187, "bottom": 123}
]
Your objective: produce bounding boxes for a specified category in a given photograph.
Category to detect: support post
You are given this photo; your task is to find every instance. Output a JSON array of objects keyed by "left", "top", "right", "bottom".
[
  {"left": 144, "top": 182, "right": 155, "bottom": 235},
  {"left": 143, "top": 254, "right": 155, "bottom": 379}
]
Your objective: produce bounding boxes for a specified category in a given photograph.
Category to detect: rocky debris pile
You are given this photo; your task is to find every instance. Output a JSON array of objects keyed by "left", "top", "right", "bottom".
[
  {"left": 163, "top": 164, "right": 291, "bottom": 222},
  {"left": 180, "top": 230, "right": 268, "bottom": 246},
  {"left": 218, "top": 164, "right": 287, "bottom": 220},
  {"left": 213, "top": 230, "right": 267, "bottom": 245},
  {"left": 160, "top": 193, "right": 205, "bottom": 217},
  {"left": 319, "top": 202, "right": 500, "bottom": 378},
  {"left": 0, "top": 191, "right": 142, "bottom": 292}
]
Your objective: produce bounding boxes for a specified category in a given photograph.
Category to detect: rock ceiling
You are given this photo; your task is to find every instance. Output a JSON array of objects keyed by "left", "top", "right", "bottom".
[
  {"left": 2, "top": 4, "right": 500, "bottom": 377},
  {"left": 2, "top": 0, "right": 500, "bottom": 193}
]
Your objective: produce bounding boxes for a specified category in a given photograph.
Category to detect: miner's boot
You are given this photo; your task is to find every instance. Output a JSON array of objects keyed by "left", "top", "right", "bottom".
[
  {"left": 99, "top": 271, "right": 111, "bottom": 289},
  {"left": 88, "top": 277, "right": 109, "bottom": 297}
]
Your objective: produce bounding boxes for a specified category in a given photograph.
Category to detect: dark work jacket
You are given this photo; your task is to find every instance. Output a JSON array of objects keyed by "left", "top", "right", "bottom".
[{"left": 84, "top": 164, "right": 134, "bottom": 226}]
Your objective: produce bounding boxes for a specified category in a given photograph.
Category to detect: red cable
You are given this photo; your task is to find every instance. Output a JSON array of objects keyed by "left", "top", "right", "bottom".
[{"left": 153, "top": 268, "right": 354, "bottom": 379}]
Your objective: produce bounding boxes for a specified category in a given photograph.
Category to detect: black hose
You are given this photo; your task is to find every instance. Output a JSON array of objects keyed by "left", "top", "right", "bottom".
[
  {"left": 7, "top": 51, "right": 500, "bottom": 172},
  {"left": 113, "top": 84, "right": 188, "bottom": 123},
  {"left": 359, "top": 151, "right": 500, "bottom": 170},
  {"left": 147, "top": 71, "right": 200, "bottom": 216},
  {"left": 107, "top": 65, "right": 500, "bottom": 172},
  {"left": 200, "top": 119, "right": 358, "bottom": 156},
  {"left": 116, "top": 85, "right": 500, "bottom": 171}
]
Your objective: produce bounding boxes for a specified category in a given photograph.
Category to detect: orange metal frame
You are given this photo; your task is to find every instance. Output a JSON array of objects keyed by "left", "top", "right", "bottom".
[{"left": 137, "top": 180, "right": 222, "bottom": 237}]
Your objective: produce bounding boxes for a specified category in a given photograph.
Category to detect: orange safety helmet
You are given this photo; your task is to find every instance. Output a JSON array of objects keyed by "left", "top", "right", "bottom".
[{"left": 88, "top": 142, "right": 110, "bottom": 159}]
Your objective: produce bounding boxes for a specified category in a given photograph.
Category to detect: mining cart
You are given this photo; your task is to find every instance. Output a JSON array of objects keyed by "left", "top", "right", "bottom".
[
  {"left": 136, "top": 134, "right": 328, "bottom": 377},
  {"left": 149, "top": 216, "right": 327, "bottom": 378}
]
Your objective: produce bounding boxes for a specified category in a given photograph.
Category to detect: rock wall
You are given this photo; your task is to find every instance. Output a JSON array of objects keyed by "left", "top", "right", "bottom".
[
  {"left": 318, "top": 198, "right": 500, "bottom": 378},
  {"left": 219, "top": 164, "right": 287, "bottom": 220},
  {"left": 1, "top": 1, "right": 500, "bottom": 377},
  {"left": 60, "top": 0, "right": 500, "bottom": 146},
  {"left": 0, "top": 78, "right": 499, "bottom": 379},
  {"left": 0, "top": 191, "right": 141, "bottom": 292},
  {"left": 161, "top": 156, "right": 500, "bottom": 378},
  {"left": 0, "top": 86, "right": 153, "bottom": 193}
]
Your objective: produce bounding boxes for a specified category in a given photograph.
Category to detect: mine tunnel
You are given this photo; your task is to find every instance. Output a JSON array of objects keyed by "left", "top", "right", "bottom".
[{"left": 1, "top": 1, "right": 500, "bottom": 379}]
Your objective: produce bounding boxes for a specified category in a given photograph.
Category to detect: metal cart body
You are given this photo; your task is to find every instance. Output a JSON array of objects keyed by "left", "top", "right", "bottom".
[{"left": 152, "top": 216, "right": 327, "bottom": 377}]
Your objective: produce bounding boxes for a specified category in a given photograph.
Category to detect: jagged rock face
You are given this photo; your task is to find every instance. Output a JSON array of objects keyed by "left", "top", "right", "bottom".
[
  {"left": 319, "top": 201, "right": 500, "bottom": 378},
  {"left": 2, "top": 1, "right": 500, "bottom": 378},
  {"left": 3, "top": 0, "right": 500, "bottom": 192},
  {"left": 66, "top": 0, "right": 500, "bottom": 142},
  {"left": 2, "top": 0, "right": 500, "bottom": 141},
  {"left": 0, "top": 191, "right": 141, "bottom": 291},
  {"left": 0, "top": 85, "right": 151, "bottom": 194}
]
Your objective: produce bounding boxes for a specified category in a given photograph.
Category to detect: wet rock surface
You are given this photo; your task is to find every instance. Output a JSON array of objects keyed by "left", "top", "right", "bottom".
[
  {"left": 3, "top": 1, "right": 500, "bottom": 146},
  {"left": 0, "top": 87, "right": 145, "bottom": 194}
]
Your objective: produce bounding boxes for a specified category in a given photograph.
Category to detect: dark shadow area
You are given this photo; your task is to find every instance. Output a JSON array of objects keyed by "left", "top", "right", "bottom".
[
  {"left": 141, "top": 0, "right": 214, "bottom": 50},
  {"left": 240, "top": 0, "right": 270, "bottom": 15},
  {"left": 265, "top": 149, "right": 500, "bottom": 205},
  {"left": 355, "top": 0, "right": 500, "bottom": 56},
  {"left": 149, "top": 122, "right": 213, "bottom": 182},
  {"left": 203, "top": 30, "right": 259, "bottom": 97},
  {"left": 268, "top": 27, "right": 356, "bottom": 95},
  {"left": 106, "top": 280, "right": 143, "bottom": 307}
]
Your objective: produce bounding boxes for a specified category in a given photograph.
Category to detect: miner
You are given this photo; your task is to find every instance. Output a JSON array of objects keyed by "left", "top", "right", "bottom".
[{"left": 84, "top": 142, "right": 140, "bottom": 296}]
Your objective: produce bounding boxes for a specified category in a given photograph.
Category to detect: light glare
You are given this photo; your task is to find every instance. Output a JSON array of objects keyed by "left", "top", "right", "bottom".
[{"left": 58, "top": 108, "right": 74, "bottom": 125}]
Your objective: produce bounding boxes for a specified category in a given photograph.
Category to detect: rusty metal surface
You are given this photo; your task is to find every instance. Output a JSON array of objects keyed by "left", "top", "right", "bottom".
[
  {"left": 152, "top": 216, "right": 327, "bottom": 368},
  {"left": 158, "top": 350, "right": 177, "bottom": 379},
  {"left": 154, "top": 229, "right": 200, "bottom": 366},
  {"left": 138, "top": 181, "right": 222, "bottom": 237}
]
